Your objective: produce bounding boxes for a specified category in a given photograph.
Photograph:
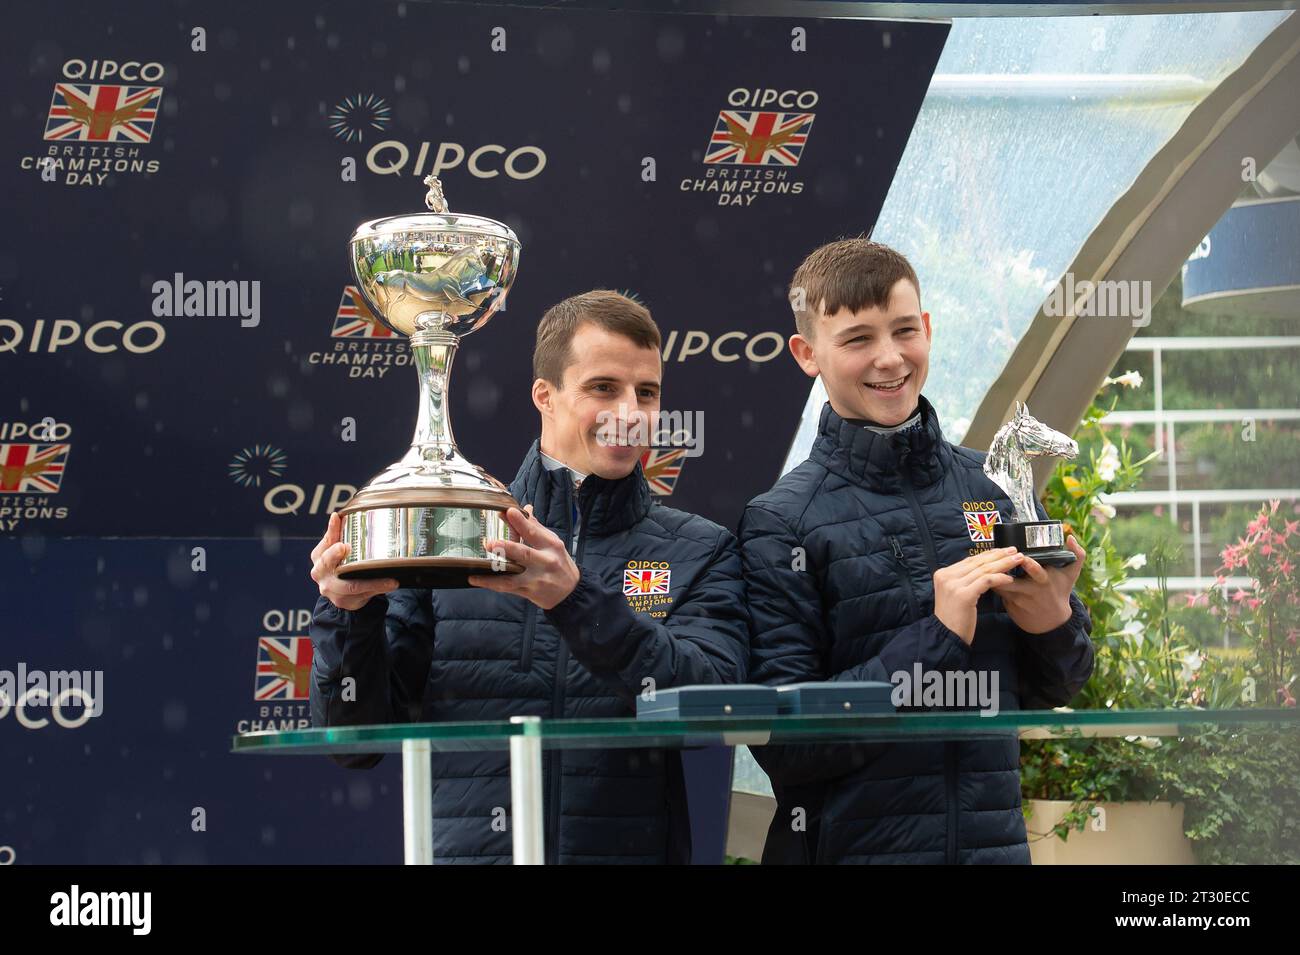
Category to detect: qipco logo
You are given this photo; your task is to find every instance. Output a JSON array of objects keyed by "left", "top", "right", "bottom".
[{"left": 0, "top": 687, "right": 97, "bottom": 730}]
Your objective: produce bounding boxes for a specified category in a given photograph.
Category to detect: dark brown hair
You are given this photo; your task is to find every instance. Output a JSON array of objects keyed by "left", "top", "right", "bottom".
[
  {"left": 789, "top": 237, "right": 921, "bottom": 338},
  {"left": 533, "top": 290, "right": 661, "bottom": 385}
]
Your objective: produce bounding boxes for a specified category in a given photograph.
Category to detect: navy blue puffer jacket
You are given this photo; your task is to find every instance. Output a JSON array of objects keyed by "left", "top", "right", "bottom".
[
  {"left": 740, "top": 397, "right": 1093, "bottom": 864},
  {"left": 309, "top": 440, "right": 750, "bottom": 863}
]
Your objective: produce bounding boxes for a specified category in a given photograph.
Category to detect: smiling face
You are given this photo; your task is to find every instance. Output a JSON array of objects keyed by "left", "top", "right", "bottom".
[
  {"left": 789, "top": 278, "right": 931, "bottom": 426},
  {"left": 533, "top": 323, "right": 662, "bottom": 479}
]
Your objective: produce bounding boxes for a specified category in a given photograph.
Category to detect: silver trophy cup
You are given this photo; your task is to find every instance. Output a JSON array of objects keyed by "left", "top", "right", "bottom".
[
  {"left": 336, "top": 177, "right": 525, "bottom": 588},
  {"left": 983, "top": 402, "right": 1079, "bottom": 568}
]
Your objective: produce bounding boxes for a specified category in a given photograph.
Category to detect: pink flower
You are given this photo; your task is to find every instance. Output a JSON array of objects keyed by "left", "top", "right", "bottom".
[
  {"left": 1270, "top": 499, "right": 1281, "bottom": 514},
  {"left": 1285, "top": 520, "right": 1299, "bottom": 538},
  {"left": 1261, "top": 544, "right": 1274, "bottom": 556},
  {"left": 1278, "top": 686, "right": 1296, "bottom": 708},
  {"left": 1248, "top": 598, "right": 1262, "bottom": 610},
  {"left": 1232, "top": 589, "right": 1249, "bottom": 603},
  {"left": 1248, "top": 514, "right": 1268, "bottom": 536},
  {"left": 1214, "top": 575, "right": 1227, "bottom": 586},
  {"left": 1280, "top": 559, "right": 1295, "bottom": 576}
]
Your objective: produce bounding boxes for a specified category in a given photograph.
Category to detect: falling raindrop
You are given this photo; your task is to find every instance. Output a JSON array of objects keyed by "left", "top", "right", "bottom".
[{"left": 162, "top": 701, "right": 188, "bottom": 732}]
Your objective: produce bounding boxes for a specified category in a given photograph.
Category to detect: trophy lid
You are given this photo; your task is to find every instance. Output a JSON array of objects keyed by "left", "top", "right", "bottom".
[
  {"left": 349, "top": 174, "right": 519, "bottom": 247},
  {"left": 348, "top": 176, "right": 521, "bottom": 337},
  {"left": 349, "top": 211, "right": 519, "bottom": 246}
]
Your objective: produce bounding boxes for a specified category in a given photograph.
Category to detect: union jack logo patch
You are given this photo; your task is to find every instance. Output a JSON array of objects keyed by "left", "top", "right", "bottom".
[
  {"left": 964, "top": 510, "right": 1001, "bottom": 542},
  {"left": 639, "top": 448, "right": 685, "bottom": 496},
  {"left": 45, "top": 83, "right": 162, "bottom": 142},
  {"left": 623, "top": 569, "right": 671, "bottom": 596},
  {"left": 1, "top": 443, "right": 69, "bottom": 493},
  {"left": 705, "top": 110, "right": 814, "bottom": 166},
  {"left": 255, "top": 637, "right": 313, "bottom": 701}
]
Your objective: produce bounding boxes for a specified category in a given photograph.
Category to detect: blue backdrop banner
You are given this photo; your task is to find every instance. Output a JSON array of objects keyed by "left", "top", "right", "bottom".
[{"left": 0, "top": 0, "right": 947, "bottom": 863}]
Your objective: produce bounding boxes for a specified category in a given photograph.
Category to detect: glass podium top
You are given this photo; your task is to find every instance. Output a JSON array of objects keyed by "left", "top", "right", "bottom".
[{"left": 231, "top": 708, "right": 1299, "bottom": 756}]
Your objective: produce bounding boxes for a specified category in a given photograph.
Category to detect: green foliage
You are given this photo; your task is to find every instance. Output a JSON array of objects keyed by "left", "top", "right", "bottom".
[
  {"left": 1181, "top": 422, "right": 1298, "bottom": 490},
  {"left": 1145, "top": 728, "right": 1300, "bottom": 865},
  {"left": 1021, "top": 734, "right": 1166, "bottom": 839},
  {"left": 1022, "top": 728, "right": 1300, "bottom": 864},
  {"left": 1023, "top": 375, "right": 1298, "bottom": 863},
  {"left": 1039, "top": 377, "right": 1164, "bottom": 709}
]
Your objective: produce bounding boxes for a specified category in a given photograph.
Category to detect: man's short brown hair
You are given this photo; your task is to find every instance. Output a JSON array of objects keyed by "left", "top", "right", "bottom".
[
  {"left": 533, "top": 289, "right": 662, "bottom": 385},
  {"left": 788, "top": 237, "right": 921, "bottom": 338}
]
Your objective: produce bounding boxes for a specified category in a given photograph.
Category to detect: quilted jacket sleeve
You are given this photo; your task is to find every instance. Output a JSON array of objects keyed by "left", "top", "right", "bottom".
[
  {"left": 544, "top": 526, "right": 750, "bottom": 706},
  {"left": 308, "top": 587, "right": 436, "bottom": 769}
]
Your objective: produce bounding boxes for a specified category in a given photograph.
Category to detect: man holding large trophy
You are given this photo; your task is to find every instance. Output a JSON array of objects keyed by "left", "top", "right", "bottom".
[{"left": 307, "top": 179, "right": 749, "bottom": 864}]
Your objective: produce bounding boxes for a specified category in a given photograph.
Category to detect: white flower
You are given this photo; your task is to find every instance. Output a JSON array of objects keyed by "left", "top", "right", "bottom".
[
  {"left": 1096, "top": 443, "right": 1120, "bottom": 482},
  {"left": 1179, "top": 651, "right": 1204, "bottom": 683},
  {"left": 1124, "top": 735, "right": 1163, "bottom": 749},
  {"left": 1093, "top": 502, "right": 1117, "bottom": 520},
  {"left": 1125, "top": 553, "right": 1147, "bottom": 571},
  {"left": 1105, "top": 370, "right": 1144, "bottom": 389},
  {"left": 1123, "top": 619, "right": 1144, "bottom": 646}
]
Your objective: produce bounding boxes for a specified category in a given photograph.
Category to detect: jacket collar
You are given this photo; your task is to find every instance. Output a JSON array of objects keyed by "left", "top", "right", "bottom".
[
  {"left": 808, "top": 394, "right": 948, "bottom": 489},
  {"left": 508, "top": 439, "right": 651, "bottom": 537}
]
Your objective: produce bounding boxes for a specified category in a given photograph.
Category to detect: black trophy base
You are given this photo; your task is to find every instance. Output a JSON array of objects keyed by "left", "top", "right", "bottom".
[
  {"left": 337, "top": 556, "right": 525, "bottom": 590},
  {"left": 993, "top": 520, "right": 1076, "bottom": 568}
]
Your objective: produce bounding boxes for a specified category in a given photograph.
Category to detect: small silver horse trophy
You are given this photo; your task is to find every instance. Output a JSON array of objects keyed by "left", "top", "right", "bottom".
[{"left": 983, "top": 402, "right": 1079, "bottom": 567}]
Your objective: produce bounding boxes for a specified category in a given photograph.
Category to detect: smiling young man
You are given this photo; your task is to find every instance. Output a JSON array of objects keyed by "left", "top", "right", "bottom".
[
  {"left": 740, "top": 238, "right": 1095, "bottom": 864},
  {"left": 307, "top": 290, "right": 748, "bottom": 864}
]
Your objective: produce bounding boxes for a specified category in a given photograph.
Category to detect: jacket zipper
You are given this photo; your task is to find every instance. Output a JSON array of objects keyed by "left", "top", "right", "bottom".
[
  {"left": 944, "top": 741, "right": 959, "bottom": 865},
  {"left": 889, "top": 536, "right": 922, "bottom": 621},
  {"left": 544, "top": 479, "right": 593, "bottom": 865},
  {"left": 897, "top": 475, "right": 940, "bottom": 579},
  {"left": 897, "top": 463, "right": 959, "bottom": 865},
  {"left": 518, "top": 604, "right": 538, "bottom": 672}
]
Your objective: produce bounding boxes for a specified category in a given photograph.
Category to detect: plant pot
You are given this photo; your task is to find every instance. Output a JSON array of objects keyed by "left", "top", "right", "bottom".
[{"left": 1025, "top": 798, "right": 1196, "bottom": 864}]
